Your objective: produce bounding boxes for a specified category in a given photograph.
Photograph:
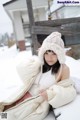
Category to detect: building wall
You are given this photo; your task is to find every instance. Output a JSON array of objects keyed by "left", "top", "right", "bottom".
[
  {"left": 51, "top": 5, "right": 80, "bottom": 59},
  {"left": 22, "top": 7, "right": 47, "bottom": 38},
  {"left": 51, "top": 6, "right": 80, "bottom": 19}
]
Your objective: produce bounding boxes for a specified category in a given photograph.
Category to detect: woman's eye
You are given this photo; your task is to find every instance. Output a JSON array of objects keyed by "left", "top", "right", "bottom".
[
  {"left": 52, "top": 53, "right": 56, "bottom": 55},
  {"left": 45, "top": 52, "right": 48, "bottom": 55}
]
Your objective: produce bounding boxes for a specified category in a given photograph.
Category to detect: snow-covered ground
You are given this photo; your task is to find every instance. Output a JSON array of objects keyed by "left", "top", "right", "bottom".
[
  {"left": 0, "top": 45, "right": 32, "bottom": 102},
  {"left": 0, "top": 45, "right": 31, "bottom": 61}
]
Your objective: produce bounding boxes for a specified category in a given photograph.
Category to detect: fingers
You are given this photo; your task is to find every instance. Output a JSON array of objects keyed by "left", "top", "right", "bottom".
[
  {"left": 40, "top": 91, "right": 48, "bottom": 101},
  {"left": 39, "top": 89, "right": 45, "bottom": 94}
]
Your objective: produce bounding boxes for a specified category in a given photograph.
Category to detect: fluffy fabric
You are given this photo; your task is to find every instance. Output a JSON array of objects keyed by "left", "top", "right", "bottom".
[
  {"left": 65, "top": 56, "right": 80, "bottom": 94},
  {"left": 71, "top": 77, "right": 80, "bottom": 94},
  {"left": 38, "top": 32, "right": 66, "bottom": 64}
]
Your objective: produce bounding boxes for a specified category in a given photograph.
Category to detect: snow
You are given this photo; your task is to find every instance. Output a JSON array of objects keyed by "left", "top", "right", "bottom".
[
  {"left": 54, "top": 95, "right": 80, "bottom": 120},
  {"left": 0, "top": 45, "right": 18, "bottom": 60},
  {"left": 0, "top": 45, "right": 32, "bottom": 102}
]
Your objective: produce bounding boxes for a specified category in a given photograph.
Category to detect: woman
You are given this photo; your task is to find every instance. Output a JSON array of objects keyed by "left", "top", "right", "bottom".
[{"left": 1, "top": 32, "right": 76, "bottom": 120}]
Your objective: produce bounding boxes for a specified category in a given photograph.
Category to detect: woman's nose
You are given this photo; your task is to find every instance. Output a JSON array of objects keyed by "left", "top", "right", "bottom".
[{"left": 48, "top": 55, "right": 52, "bottom": 60}]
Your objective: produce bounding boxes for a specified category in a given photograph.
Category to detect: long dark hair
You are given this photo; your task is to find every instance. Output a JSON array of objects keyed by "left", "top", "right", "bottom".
[{"left": 42, "top": 51, "right": 60, "bottom": 74}]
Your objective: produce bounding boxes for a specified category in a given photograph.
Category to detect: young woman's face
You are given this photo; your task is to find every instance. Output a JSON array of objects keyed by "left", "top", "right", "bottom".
[{"left": 44, "top": 50, "right": 58, "bottom": 66}]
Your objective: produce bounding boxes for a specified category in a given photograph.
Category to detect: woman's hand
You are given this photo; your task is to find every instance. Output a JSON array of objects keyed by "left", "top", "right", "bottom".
[{"left": 39, "top": 89, "right": 48, "bottom": 101}]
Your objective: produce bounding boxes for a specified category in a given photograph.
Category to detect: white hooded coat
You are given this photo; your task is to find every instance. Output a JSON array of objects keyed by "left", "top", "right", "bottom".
[{"left": 0, "top": 56, "right": 76, "bottom": 120}]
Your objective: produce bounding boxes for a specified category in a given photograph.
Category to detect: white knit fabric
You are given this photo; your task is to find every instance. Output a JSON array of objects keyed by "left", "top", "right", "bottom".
[
  {"left": 38, "top": 32, "right": 66, "bottom": 64},
  {"left": 39, "top": 70, "right": 56, "bottom": 89},
  {"left": 29, "top": 70, "right": 56, "bottom": 96}
]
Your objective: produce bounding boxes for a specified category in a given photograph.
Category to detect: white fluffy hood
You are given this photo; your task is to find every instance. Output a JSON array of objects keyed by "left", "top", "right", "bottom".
[{"left": 38, "top": 32, "right": 66, "bottom": 64}]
